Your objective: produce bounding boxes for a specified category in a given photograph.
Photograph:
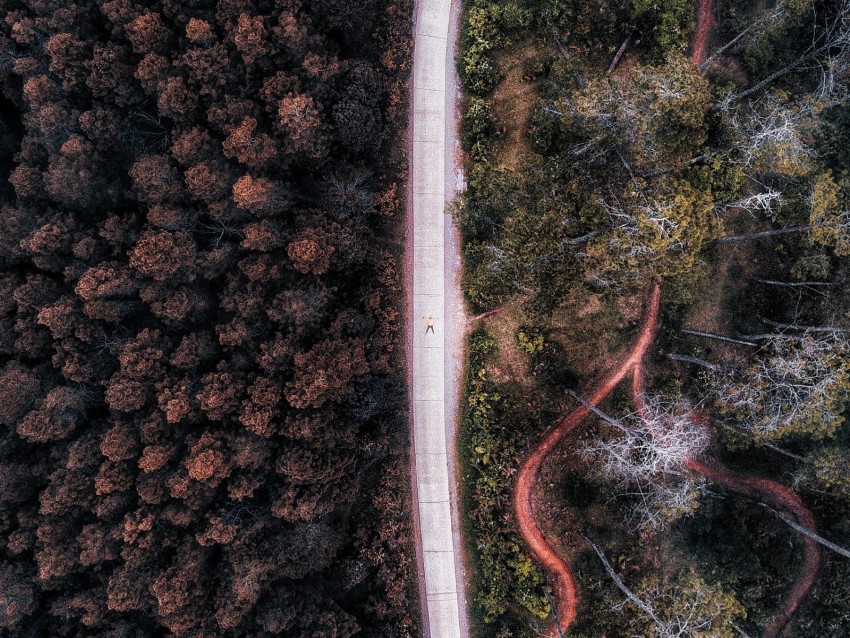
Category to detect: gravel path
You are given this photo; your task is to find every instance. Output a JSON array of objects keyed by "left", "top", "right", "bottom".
[{"left": 408, "top": 0, "right": 469, "bottom": 636}]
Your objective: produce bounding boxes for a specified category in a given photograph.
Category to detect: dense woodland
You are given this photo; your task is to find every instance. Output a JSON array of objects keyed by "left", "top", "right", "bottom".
[
  {"left": 0, "top": 0, "right": 416, "bottom": 635},
  {"left": 456, "top": 0, "right": 850, "bottom": 635}
]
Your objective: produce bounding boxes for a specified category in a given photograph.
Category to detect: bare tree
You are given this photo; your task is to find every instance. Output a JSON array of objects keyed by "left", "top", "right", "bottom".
[
  {"left": 727, "top": 95, "right": 815, "bottom": 176},
  {"left": 714, "top": 330, "right": 850, "bottom": 442},
  {"left": 580, "top": 394, "right": 710, "bottom": 529},
  {"left": 717, "top": 189, "right": 783, "bottom": 218},
  {"left": 720, "top": 0, "right": 850, "bottom": 105}
]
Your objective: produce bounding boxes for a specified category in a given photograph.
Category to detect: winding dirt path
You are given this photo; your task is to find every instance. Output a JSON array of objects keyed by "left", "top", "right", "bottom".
[
  {"left": 515, "top": 278, "right": 821, "bottom": 637},
  {"left": 692, "top": 0, "right": 715, "bottom": 66},
  {"left": 513, "top": 281, "right": 662, "bottom": 636}
]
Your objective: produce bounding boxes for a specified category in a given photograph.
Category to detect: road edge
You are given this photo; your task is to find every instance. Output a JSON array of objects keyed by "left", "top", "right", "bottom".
[{"left": 443, "top": 1, "right": 471, "bottom": 637}]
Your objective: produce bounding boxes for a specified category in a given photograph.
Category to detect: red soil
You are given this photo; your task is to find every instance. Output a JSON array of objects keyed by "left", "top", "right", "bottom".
[
  {"left": 513, "top": 280, "right": 661, "bottom": 636},
  {"left": 515, "top": 278, "right": 821, "bottom": 637},
  {"left": 692, "top": 0, "right": 715, "bottom": 66}
]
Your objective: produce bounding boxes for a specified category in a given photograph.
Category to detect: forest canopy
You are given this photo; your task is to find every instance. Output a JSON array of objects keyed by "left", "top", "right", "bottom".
[
  {"left": 0, "top": 0, "right": 415, "bottom": 636},
  {"left": 454, "top": 0, "right": 850, "bottom": 635}
]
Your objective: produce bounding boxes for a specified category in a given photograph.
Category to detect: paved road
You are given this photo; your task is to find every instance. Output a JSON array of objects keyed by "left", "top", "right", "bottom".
[{"left": 409, "top": 0, "right": 468, "bottom": 637}]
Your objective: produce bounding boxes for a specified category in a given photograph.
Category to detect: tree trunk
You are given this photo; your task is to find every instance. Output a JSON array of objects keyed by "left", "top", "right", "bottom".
[
  {"left": 667, "top": 353, "right": 726, "bottom": 371},
  {"left": 700, "top": 25, "right": 752, "bottom": 71},
  {"left": 756, "top": 279, "right": 832, "bottom": 287},
  {"left": 543, "top": 589, "right": 568, "bottom": 638},
  {"left": 608, "top": 33, "right": 634, "bottom": 74},
  {"left": 767, "top": 507, "right": 850, "bottom": 559},
  {"left": 760, "top": 318, "right": 850, "bottom": 333},
  {"left": 715, "top": 226, "right": 808, "bottom": 243},
  {"left": 642, "top": 149, "right": 723, "bottom": 179},
  {"left": 566, "top": 390, "right": 624, "bottom": 430},
  {"left": 681, "top": 328, "right": 759, "bottom": 347}
]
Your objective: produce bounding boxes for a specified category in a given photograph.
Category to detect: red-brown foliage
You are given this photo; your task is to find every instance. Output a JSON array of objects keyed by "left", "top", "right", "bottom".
[{"left": 0, "top": 0, "right": 414, "bottom": 634}]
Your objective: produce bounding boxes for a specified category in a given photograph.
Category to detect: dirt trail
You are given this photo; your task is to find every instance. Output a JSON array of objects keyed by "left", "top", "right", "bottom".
[
  {"left": 692, "top": 0, "right": 715, "bottom": 66},
  {"left": 515, "top": 278, "right": 821, "bottom": 637},
  {"left": 685, "top": 458, "right": 822, "bottom": 638},
  {"left": 513, "top": 281, "right": 661, "bottom": 636}
]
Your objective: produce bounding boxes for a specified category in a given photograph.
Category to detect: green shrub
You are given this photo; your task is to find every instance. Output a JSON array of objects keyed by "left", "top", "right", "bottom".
[
  {"left": 633, "top": 0, "right": 694, "bottom": 59},
  {"left": 460, "top": 2, "right": 532, "bottom": 96},
  {"left": 460, "top": 329, "right": 548, "bottom": 631},
  {"left": 462, "top": 97, "right": 495, "bottom": 159},
  {"left": 516, "top": 326, "right": 544, "bottom": 355},
  {"left": 462, "top": 46, "right": 501, "bottom": 96}
]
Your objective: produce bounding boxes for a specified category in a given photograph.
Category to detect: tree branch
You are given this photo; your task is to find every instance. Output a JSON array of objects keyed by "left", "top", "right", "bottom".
[
  {"left": 583, "top": 534, "right": 660, "bottom": 622},
  {"left": 681, "top": 329, "right": 759, "bottom": 347},
  {"left": 755, "top": 279, "right": 832, "bottom": 287},
  {"left": 760, "top": 318, "right": 850, "bottom": 333},
  {"left": 764, "top": 506, "right": 850, "bottom": 559},
  {"left": 700, "top": 26, "right": 752, "bottom": 71},
  {"left": 543, "top": 588, "right": 567, "bottom": 638},
  {"left": 608, "top": 33, "right": 634, "bottom": 74},
  {"left": 715, "top": 226, "right": 809, "bottom": 243},
  {"left": 566, "top": 389, "right": 623, "bottom": 430},
  {"left": 667, "top": 353, "right": 728, "bottom": 371}
]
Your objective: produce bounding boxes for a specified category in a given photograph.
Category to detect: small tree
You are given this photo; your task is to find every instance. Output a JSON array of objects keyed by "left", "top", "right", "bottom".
[
  {"left": 588, "top": 537, "right": 746, "bottom": 638},
  {"left": 563, "top": 55, "right": 712, "bottom": 172},
  {"left": 586, "top": 178, "right": 717, "bottom": 285},
  {"left": 638, "top": 570, "right": 747, "bottom": 638},
  {"left": 808, "top": 172, "right": 850, "bottom": 255}
]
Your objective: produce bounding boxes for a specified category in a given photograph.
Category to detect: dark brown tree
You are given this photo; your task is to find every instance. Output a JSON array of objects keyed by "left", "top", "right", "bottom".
[{"left": 0, "top": 0, "right": 412, "bottom": 634}]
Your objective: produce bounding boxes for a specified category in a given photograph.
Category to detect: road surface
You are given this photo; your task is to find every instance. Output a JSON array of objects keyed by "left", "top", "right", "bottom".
[{"left": 408, "top": 0, "right": 469, "bottom": 637}]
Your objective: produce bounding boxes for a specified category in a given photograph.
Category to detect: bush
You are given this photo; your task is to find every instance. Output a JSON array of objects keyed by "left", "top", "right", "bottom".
[
  {"left": 633, "top": 0, "right": 694, "bottom": 59},
  {"left": 460, "top": 329, "right": 548, "bottom": 631},
  {"left": 462, "top": 46, "right": 501, "bottom": 95},
  {"left": 516, "top": 326, "right": 544, "bottom": 355},
  {"left": 462, "top": 97, "right": 495, "bottom": 159},
  {"left": 460, "top": 2, "right": 532, "bottom": 96}
]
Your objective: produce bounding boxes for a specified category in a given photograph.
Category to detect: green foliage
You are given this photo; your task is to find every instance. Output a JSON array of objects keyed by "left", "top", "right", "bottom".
[
  {"left": 585, "top": 176, "right": 718, "bottom": 285},
  {"left": 460, "top": 329, "right": 549, "bottom": 631},
  {"left": 516, "top": 326, "right": 544, "bottom": 355},
  {"left": 456, "top": 1, "right": 850, "bottom": 634},
  {"left": 462, "top": 245, "right": 517, "bottom": 312},
  {"left": 463, "top": 47, "right": 501, "bottom": 96},
  {"left": 531, "top": 0, "right": 631, "bottom": 54},
  {"left": 463, "top": 97, "right": 496, "bottom": 160},
  {"left": 688, "top": 154, "right": 747, "bottom": 207},
  {"left": 457, "top": 164, "right": 518, "bottom": 245},
  {"left": 460, "top": 1, "right": 532, "bottom": 97},
  {"left": 816, "top": 100, "right": 850, "bottom": 172},
  {"left": 790, "top": 250, "right": 832, "bottom": 279},
  {"left": 796, "top": 446, "right": 850, "bottom": 500},
  {"left": 564, "top": 55, "right": 713, "bottom": 171},
  {"left": 630, "top": 570, "right": 747, "bottom": 638},
  {"left": 809, "top": 172, "right": 850, "bottom": 256},
  {"left": 632, "top": 0, "right": 695, "bottom": 59}
]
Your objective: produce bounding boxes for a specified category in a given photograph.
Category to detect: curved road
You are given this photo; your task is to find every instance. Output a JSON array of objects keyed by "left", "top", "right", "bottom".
[{"left": 408, "top": 0, "right": 469, "bottom": 637}]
